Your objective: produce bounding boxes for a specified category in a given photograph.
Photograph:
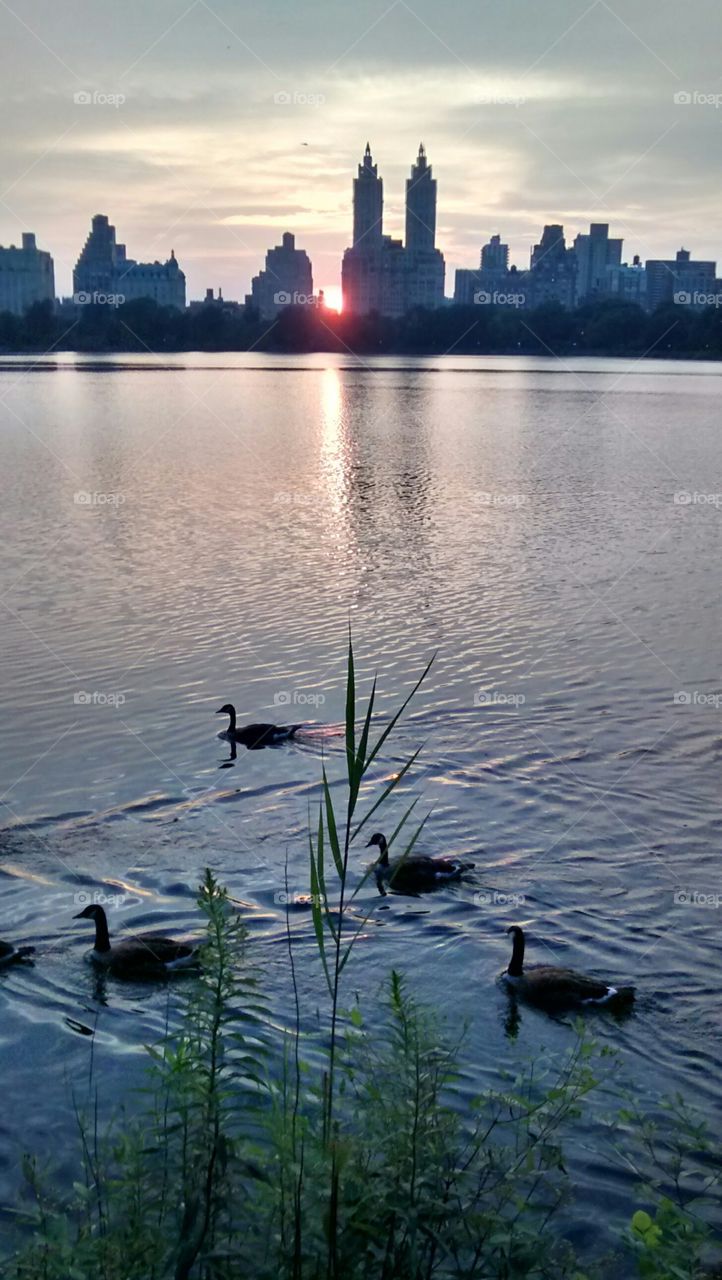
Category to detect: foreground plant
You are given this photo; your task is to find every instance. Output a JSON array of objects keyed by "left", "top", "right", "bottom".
[
  {"left": 10, "top": 870, "right": 265, "bottom": 1280},
  {"left": 7, "top": 640, "right": 722, "bottom": 1279}
]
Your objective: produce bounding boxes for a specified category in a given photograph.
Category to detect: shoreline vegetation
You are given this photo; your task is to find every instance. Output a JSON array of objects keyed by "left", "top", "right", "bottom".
[
  {"left": 4, "top": 297, "right": 722, "bottom": 360},
  {"left": 5, "top": 642, "right": 721, "bottom": 1279}
]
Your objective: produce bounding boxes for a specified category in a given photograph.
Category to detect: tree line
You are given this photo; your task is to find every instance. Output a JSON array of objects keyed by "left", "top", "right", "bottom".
[{"left": 3, "top": 295, "right": 722, "bottom": 357}]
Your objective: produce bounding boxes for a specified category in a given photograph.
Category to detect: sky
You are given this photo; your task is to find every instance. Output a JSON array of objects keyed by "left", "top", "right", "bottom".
[{"left": 1, "top": 0, "right": 721, "bottom": 304}]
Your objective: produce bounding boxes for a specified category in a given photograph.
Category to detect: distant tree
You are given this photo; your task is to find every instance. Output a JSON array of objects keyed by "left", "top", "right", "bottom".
[
  {"left": 0, "top": 309, "right": 22, "bottom": 349},
  {"left": 22, "top": 299, "right": 58, "bottom": 348}
]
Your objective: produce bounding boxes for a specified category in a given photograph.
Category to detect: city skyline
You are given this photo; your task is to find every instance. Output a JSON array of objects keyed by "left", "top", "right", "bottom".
[
  {"left": 1, "top": 0, "right": 721, "bottom": 302},
  {"left": 1, "top": 136, "right": 719, "bottom": 316}
]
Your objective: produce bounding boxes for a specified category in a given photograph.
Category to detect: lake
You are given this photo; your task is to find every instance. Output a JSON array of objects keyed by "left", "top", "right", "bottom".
[{"left": 1, "top": 352, "right": 720, "bottom": 1262}]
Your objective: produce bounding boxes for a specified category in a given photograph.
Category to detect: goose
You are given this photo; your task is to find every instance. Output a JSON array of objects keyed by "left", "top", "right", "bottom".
[
  {"left": 74, "top": 904, "right": 200, "bottom": 976},
  {"left": 216, "top": 704, "right": 304, "bottom": 750},
  {"left": 503, "top": 925, "right": 635, "bottom": 1012},
  {"left": 0, "top": 940, "right": 34, "bottom": 968},
  {"left": 366, "top": 832, "right": 472, "bottom": 896}
]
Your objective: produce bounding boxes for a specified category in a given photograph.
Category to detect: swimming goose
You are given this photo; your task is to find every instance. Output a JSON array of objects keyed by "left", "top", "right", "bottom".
[
  {"left": 216, "top": 704, "right": 303, "bottom": 750},
  {"left": 74, "top": 904, "right": 199, "bottom": 976},
  {"left": 503, "top": 925, "right": 635, "bottom": 1012},
  {"left": 366, "top": 832, "right": 472, "bottom": 895},
  {"left": 0, "top": 940, "right": 34, "bottom": 968}
]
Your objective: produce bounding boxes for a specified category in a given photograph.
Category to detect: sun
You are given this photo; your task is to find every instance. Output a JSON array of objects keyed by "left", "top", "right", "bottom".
[{"left": 319, "top": 284, "right": 342, "bottom": 313}]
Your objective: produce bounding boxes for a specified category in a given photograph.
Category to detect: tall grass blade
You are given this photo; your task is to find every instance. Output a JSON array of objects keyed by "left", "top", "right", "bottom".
[
  {"left": 364, "top": 653, "right": 435, "bottom": 770},
  {"left": 345, "top": 629, "right": 356, "bottom": 788},
  {"left": 322, "top": 768, "right": 344, "bottom": 881},
  {"left": 351, "top": 746, "right": 424, "bottom": 842}
]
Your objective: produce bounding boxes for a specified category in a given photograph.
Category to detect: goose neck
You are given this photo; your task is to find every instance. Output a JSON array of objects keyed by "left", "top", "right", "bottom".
[
  {"left": 508, "top": 928, "right": 525, "bottom": 977},
  {"left": 93, "top": 909, "right": 111, "bottom": 953}
]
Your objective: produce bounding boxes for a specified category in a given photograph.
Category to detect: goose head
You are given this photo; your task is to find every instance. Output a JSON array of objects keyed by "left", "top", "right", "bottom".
[
  {"left": 74, "top": 902, "right": 111, "bottom": 953},
  {"left": 74, "top": 903, "right": 106, "bottom": 923},
  {"left": 366, "top": 832, "right": 389, "bottom": 864},
  {"left": 216, "top": 703, "right": 235, "bottom": 717}
]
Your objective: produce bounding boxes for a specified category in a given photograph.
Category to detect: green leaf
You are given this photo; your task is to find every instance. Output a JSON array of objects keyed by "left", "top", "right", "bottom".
[
  {"left": 365, "top": 652, "right": 435, "bottom": 770},
  {"left": 351, "top": 746, "right": 424, "bottom": 842},
  {"left": 355, "top": 673, "right": 377, "bottom": 778},
  {"left": 323, "top": 767, "right": 344, "bottom": 881},
  {"left": 345, "top": 627, "right": 356, "bottom": 787},
  {"left": 309, "top": 821, "right": 331, "bottom": 992}
]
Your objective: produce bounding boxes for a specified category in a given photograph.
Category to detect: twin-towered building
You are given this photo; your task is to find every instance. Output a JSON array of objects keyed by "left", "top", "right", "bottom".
[
  {"left": 1, "top": 171, "right": 720, "bottom": 323},
  {"left": 342, "top": 143, "right": 446, "bottom": 316}
]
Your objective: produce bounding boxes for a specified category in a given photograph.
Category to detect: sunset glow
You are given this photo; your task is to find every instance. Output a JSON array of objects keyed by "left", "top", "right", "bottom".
[{"left": 320, "top": 285, "right": 342, "bottom": 313}]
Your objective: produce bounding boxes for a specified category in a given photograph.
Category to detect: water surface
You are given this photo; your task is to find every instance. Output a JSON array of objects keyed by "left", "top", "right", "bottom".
[{"left": 1, "top": 352, "right": 720, "bottom": 1260}]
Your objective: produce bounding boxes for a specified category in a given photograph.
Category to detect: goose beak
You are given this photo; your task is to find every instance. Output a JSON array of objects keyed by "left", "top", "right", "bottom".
[
  {"left": 215, "top": 708, "right": 225, "bottom": 715},
  {"left": 365, "top": 838, "right": 375, "bottom": 848},
  {"left": 73, "top": 910, "right": 85, "bottom": 919}
]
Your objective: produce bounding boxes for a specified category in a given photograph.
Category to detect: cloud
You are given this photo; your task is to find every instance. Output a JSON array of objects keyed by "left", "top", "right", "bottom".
[{"left": 1, "top": 0, "right": 721, "bottom": 298}]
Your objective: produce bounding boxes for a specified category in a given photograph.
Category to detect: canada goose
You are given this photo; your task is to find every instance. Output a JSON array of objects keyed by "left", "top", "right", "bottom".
[
  {"left": 366, "top": 832, "right": 472, "bottom": 895},
  {"left": 503, "top": 925, "right": 635, "bottom": 1012},
  {"left": 74, "top": 904, "right": 199, "bottom": 976},
  {"left": 0, "top": 940, "right": 34, "bottom": 968},
  {"left": 216, "top": 704, "right": 303, "bottom": 750}
]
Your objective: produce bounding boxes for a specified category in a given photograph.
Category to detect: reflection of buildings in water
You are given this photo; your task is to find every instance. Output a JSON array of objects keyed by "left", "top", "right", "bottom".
[{"left": 317, "top": 365, "right": 438, "bottom": 610}]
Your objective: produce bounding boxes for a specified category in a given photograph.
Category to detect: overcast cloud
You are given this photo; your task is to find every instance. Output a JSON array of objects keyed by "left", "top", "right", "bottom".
[{"left": 1, "top": 0, "right": 720, "bottom": 299}]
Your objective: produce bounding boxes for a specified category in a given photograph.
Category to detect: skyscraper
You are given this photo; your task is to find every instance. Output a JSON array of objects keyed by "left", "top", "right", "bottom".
[
  {"left": 248, "top": 232, "right": 314, "bottom": 319},
  {"left": 0, "top": 233, "right": 55, "bottom": 315},
  {"left": 527, "top": 225, "right": 576, "bottom": 307},
  {"left": 645, "top": 248, "right": 716, "bottom": 310},
  {"left": 405, "top": 143, "right": 436, "bottom": 253},
  {"left": 353, "top": 143, "right": 383, "bottom": 248},
  {"left": 343, "top": 143, "right": 401, "bottom": 315},
  {"left": 73, "top": 214, "right": 185, "bottom": 308},
  {"left": 481, "top": 235, "right": 509, "bottom": 272},
  {"left": 342, "top": 143, "right": 445, "bottom": 316},
  {"left": 573, "top": 223, "right": 623, "bottom": 304},
  {"left": 404, "top": 144, "right": 445, "bottom": 309}
]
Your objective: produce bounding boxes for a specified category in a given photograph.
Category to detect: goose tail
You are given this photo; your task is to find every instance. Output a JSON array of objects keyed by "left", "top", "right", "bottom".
[
  {"left": 14, "top": 946, "right": 35, "bottom": 962},
  {"left": 599, "top": 984, "right": 635, "bottom": 1009}
]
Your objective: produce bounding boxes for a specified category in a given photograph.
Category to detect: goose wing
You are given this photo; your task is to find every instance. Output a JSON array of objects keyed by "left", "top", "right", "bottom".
[
  {"left": 385, "top": 856, "right": 465, "bottom": 891},
  {"left": 235, "top": 723, "right": 303, "bottom": 749},
  {"left": 111, "top": 933, "right": 198, "bottom": 969},
  {"left": 517, "top": 965, "right": 633, "bottom": 1007}
]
